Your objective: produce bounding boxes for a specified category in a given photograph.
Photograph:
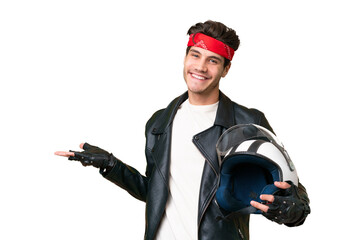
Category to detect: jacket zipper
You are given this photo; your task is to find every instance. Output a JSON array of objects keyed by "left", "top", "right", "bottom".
[
  {"left": 193, "top": 133, "right": 222, "bottom": 238},
  {"left": 238, "top": 228, "right": 244, "bottom": 239},
  {"left": 196, "top": 153, "right": 220, "bottom": 235},
  {"left": 197, "top": 181, "right": 217, "bottom": 233},
  {"left": 214, "top": 199, "right": 245, "bottom": 240}
]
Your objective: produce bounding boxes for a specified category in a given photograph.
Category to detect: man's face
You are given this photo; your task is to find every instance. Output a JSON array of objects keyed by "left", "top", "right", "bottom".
[{"left": 183, "top": 47, "right": 230, "bottom": 99}]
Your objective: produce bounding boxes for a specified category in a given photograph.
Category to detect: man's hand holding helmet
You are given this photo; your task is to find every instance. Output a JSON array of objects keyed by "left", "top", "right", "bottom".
[{"left": 250, "top": 181, "right": 310, "bottom": 225}]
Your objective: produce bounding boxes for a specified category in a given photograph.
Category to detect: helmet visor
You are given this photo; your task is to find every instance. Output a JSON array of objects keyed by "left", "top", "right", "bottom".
[{"left": 216, "top": 124, "right": 284, "bottom": 160}]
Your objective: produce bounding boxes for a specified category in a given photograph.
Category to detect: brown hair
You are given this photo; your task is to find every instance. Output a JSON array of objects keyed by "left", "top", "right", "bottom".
[{"left": 186, "top": 20, "right": 240, "bottom": 67}]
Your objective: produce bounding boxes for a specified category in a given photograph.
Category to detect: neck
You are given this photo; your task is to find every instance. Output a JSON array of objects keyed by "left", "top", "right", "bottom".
[{"left": 188, "top": 90, "right": 219, "bottom": 105}]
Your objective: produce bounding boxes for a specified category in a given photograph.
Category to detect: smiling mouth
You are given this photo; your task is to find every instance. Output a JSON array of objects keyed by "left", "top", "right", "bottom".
[{"left": 191, "top": 73, "right": 208, "bottom": 80}]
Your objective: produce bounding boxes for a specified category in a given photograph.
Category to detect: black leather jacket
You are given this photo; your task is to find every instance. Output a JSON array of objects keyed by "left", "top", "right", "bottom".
[{"left": 101, "top": 91, "right": 309, "bottom": 240}]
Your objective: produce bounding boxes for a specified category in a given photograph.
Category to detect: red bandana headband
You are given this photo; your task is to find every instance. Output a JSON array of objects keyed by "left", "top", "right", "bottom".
[{"left": 187, "top": 33, "right": 235, "bottom": 61}]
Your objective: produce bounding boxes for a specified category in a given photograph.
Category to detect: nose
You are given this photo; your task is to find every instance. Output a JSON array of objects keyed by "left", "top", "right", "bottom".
[{"left": 195, "top": 58, "right": 207, "bottom": 72}]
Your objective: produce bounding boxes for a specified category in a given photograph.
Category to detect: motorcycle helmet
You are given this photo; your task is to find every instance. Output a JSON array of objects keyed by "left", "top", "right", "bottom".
[{"left": 215, "top": 124, "right": 298, "bottom": 215}]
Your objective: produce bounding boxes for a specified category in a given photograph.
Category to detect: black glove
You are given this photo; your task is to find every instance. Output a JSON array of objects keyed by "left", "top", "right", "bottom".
[
  {"left": 263, "top": 182, "right": 310, "bottom": 225},
  {"left": 68, "top": 142, "right": 114, "bottom": 169}
]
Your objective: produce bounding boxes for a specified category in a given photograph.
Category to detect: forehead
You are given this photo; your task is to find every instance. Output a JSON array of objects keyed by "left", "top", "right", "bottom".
[{"left": 189, "top": 46, "right": 225, "bottom": 63}]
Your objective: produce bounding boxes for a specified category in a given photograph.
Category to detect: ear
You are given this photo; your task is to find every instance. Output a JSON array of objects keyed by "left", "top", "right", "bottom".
[{"left": 222, "top": 62, "right": 231, "bottom": 78}]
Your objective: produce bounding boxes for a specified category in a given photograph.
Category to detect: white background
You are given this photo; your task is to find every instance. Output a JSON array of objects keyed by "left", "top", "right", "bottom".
[{"left": 1, "top": 0, "right": 359, "bottom": 239}]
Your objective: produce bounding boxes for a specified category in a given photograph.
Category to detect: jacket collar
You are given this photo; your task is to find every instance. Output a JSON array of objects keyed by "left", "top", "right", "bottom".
[
  {"left": 152, "top": 91, "right": 234, "bottom": 134},
  {"left": 214, "top": 91, "right": 235, "bottom": 129}
]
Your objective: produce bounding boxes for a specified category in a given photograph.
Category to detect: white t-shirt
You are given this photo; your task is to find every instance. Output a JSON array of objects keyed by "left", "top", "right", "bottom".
[{"left": 155, "top": 99, "right": 219, "bottom": 240}]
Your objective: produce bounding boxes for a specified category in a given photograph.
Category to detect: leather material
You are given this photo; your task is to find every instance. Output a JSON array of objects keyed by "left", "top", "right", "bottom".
[
  {"left": 263, "top": 182, "right": 311, "bottom": 225},
  {"left": 101, "top": 91, "right": 309, "bottom": 240}
]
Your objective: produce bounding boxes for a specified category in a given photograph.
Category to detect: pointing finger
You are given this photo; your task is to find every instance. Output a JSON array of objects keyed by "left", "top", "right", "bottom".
[{"left": 54, "top": 151, "right": 75, "bottom": 157}]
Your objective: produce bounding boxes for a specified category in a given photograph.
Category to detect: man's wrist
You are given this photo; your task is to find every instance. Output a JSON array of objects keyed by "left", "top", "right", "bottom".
[{"left": 100, "top": 154, "right": 116, "bottom": 174}]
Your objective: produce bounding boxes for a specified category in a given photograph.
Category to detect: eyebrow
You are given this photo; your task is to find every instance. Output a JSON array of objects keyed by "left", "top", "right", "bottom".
[{"left": 190, "top": 49, "right": 223, "bottom": 62}]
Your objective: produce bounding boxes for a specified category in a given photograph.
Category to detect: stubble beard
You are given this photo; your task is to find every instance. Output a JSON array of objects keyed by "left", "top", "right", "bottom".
[{"left": 183, "top": 69, "right": 220, "bottom": 96}]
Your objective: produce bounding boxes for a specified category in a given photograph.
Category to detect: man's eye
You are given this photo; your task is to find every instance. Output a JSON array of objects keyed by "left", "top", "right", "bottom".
[
  {"left": 192, "top": 54, "right": 199, "bottom": 58},
  {"left": 210, "top": 59, "right": 218, "bottom": 64}
]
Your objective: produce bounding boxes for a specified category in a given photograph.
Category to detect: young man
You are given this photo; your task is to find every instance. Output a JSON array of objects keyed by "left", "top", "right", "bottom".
[{"left": 55, "top": 20, "right": 310, "bottom": 240}]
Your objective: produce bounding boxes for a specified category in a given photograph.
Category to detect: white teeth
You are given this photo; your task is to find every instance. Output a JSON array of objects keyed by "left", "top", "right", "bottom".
[{"left": 191, "top": 74, "right": 205, "bottom": 80}]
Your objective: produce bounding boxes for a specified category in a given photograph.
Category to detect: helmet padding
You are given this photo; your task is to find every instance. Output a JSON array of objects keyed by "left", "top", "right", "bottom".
[{"left": 216, "top": 153, "right": 281, "bottom": 214}]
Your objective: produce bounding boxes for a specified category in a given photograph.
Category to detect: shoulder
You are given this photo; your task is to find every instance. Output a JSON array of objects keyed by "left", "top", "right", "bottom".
[
  {"left": 232, "top": 101, "right": 263, "bottom": 121},
  {"left": 231, "top": 99, "right": 274, "bottom": 134},
  {"left": 145, "top": 108, "right": 165, "bottom": 132},
  {"left": 145, "top": 92, "right": 188, "bottom": 134}
]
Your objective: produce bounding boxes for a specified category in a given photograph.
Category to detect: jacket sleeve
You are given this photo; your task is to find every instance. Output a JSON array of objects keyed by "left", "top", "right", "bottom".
[
  {"left": 257, "top": 110, "right": 275, "bottom": 134},
  {"left": 99, "top": 109, "right": 163, "bottom": 202},
  {"left": 285, "top": 181, "right": 311, "bottom": 227},
  {"left": 100, "top": 157, "right": 149, "bottom": 202}
]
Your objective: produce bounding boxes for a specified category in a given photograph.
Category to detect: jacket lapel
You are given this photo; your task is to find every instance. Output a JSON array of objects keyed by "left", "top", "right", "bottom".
[
  {"left": 193, "top": 92, "right": 235, "bottom": 172},
  {"left": 150, "top": 92, "right": 189, "bottom": 185},
  {"left": 193, "top": 92, "right": 236, "bottom": 225}
]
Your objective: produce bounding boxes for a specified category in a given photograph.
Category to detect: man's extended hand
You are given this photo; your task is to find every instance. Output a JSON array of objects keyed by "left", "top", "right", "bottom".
[
  {"left": 250, "top": 181, "right": 306, "bottom": 224},
  {"left": 55, "top": 142, "right": 113, "bottom": 169}
]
